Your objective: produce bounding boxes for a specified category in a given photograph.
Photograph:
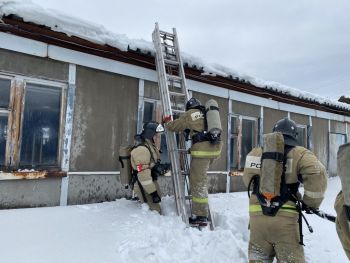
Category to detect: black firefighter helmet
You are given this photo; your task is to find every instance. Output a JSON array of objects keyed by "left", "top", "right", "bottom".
[
  {"left": 141, "top": 121, "right": 164, "bottom": 140},
  {"left": 185, "top": 97, "right": 202, "bottom": 111},
  {"left": 272, "top": 117, "right": 298, "bottom": 146}
]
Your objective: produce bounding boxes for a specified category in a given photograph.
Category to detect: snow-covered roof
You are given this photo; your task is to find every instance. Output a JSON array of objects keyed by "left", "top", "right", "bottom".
[{"left": 1, "top": 0, "right": 349, "bottom": 112}]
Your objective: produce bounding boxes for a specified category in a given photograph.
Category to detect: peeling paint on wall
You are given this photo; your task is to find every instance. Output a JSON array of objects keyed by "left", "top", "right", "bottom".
[{"left": 70, "top": 102, "right": 90, "bottom": 170}]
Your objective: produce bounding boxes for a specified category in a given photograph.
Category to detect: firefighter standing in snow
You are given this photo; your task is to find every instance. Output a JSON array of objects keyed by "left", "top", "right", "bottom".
[
  {"left": 334, "top": 191, "right": 350, "bottom": 260},
  {"left": 130, "top": 122, "right": 164, "bottom": 214},
  {"left": 164, "top": 98, "right": 222, "bottom": 223},
  {"left": 334, "top": 142, "right": 350, "bottom": 260},
  {"left": 243, "top": 117, "right": 327, "bottom": 263}
]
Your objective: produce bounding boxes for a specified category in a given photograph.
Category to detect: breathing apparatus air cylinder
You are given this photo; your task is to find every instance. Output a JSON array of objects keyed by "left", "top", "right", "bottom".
[
  {"left": 259, "top": 132, "right": 285, "bottom": 201},
  {"left": 205, "top": 99, "right": 222, "bottom": 143},
  {"left": 338, "top": 142, "right": 350, "bottom": 219},
  {"left": 118, "top": 145, "right": 133, "bottom": 188}
]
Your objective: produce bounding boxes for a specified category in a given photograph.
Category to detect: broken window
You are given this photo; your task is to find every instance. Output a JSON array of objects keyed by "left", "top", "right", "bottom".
[
  {"left": 20, "top": 84, "right": 62, "bottom": 167},
  {"left": 230, "top": 115, "right": 258, "bottom": 171}
]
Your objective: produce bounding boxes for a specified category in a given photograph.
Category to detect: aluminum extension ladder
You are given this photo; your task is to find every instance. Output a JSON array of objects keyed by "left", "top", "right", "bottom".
[{"left": 152, "top": 23, "right": 215, "bottom": 230}]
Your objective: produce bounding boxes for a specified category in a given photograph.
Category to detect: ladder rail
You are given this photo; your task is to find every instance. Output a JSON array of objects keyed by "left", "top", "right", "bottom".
[
  {"left": 172, "top": 27, "right": 189, "bottom": 101},
  {"left": 153, "top": 23, "right": 214, "bottom": 230},
  {"left": 152, "top": 23, "right": 188, "bottom": 225}
]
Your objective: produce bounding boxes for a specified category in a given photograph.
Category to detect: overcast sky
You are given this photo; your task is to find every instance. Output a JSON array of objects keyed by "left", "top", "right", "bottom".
[{"left": 31, "top": 0, "right": 350, "bottom": 100}]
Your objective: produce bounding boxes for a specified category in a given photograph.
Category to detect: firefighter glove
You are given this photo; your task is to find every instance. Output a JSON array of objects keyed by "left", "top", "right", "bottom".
[
  {"left": 302, "top": 202, "right": 314, "bottom": 214},
  {"left": 151, "top": 162, "right": 171, "bottom": 180},
  {"left": 150, "top": 191, "right": 161, "bottom": 203},
  {"left": 163, "top": 115, "right": 172, "bottom": 123}
]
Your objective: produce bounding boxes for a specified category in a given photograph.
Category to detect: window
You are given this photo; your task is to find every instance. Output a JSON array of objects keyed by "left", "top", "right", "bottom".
[
  {"left": 0, "top": 113, "right": 8, "bottom": 166},
  {"left": 0, "top": 75, "right": 66, "bottom": 170},
  {"left": 230, "top": 115, "right": 258, "bottom": 171},
  {"left": 143, "top": 100, "right": 155, "bottom": 123},
  {"left": 142, "top": 99, "right": 169, "bottom": 163},
  {"left": 329, "top": 133, "right": 347, "bottom": 177},
  {"left": 296, "top": 125, "right": 307, "bottom": 147},
  {"left": 20, "top": 84, "right": 62, "bottom": 167},
  {"left": 0, "top": 78, "right": 11, "bottom": 167}
]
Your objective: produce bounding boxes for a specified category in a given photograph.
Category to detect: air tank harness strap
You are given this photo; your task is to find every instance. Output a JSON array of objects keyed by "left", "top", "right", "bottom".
[
  {"left": 295, "top": 199, "right": 314, "bottom": 246},
  {"left": 131, "top": 169, "right": 147, "bottom": 204},
  {"left": 192, "top": 132, "right": 209, "bottom": 144},
  {"left": 206, "top": 105, "right": 219, "bottom": 112}
]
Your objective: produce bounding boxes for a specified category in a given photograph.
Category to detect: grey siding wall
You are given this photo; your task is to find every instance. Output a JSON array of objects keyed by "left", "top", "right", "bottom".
[
  {"left": 263, "top": 107, "right": 288, "bottom": 132},
  {"left": 330, "top": 120, "right": 346, "bottom": 134},
  {"left": 0, "top": 49, "right": 68, "bottom": 81},
  {"left": 144, "top": 80, "right": 160, "bottom": 100},
  {"left": 232, "top": 101, "right": 261, "bottom": 118},
  {"left": 312, "top": 117, "right": 329, "bottom": 166},
  {"left": 0, "top": 178, "right": 61, "bottom": 209},
  {"left": 290, "top": 113, "right": 309, "bottom": 126},
  {"left": 70, "top": 66, "right": 139, "bottom": 171},
  {"left": 67, "top": 174, "right": 125, "bottom": 205}
]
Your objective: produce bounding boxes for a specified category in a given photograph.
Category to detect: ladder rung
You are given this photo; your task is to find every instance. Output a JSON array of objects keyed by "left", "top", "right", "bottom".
[
  {"left": 177, "top": 148, "right": 188, "bottom": 153},
  {"left": 167, "top": 75, "right": 182, "bottom": 82},
  {"left": 185, "top": 195, "right": 192, "bottom": 200},
  {"left": 172, "top": 109, "right": 186, "bottom": 114},
  {"left": 169, "top": 91, "right": 186, "bottom": 97},
  {"left": 164, "top": 59, "right": 179, "bottom": 66},
  {"left": 159, "top": 30, "right": 174, "bottom": 39},
  {"left": 162, "top": 43, "right": 175, "bottom": 49}
]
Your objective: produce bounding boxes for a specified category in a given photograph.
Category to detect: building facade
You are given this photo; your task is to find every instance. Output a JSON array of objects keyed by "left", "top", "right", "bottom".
[{"left": 0, "top": 14, "right": 349, "bottom": 208}]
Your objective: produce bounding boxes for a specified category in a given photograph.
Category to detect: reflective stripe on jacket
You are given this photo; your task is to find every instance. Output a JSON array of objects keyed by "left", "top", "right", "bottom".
[
  {"left": 192, "top": 196, "right": 209, "bottom": 204},
  {"left": 249, "top": 204, "right": 298, "bottom": 215}
]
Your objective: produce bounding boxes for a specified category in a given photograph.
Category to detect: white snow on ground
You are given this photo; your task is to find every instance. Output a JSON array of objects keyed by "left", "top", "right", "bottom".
[
  {"left": 0, "top": 0, "right": 349, "bottom": 111},
  {"left": 0, "top": 177, "right": 347, "bottom": 263}
]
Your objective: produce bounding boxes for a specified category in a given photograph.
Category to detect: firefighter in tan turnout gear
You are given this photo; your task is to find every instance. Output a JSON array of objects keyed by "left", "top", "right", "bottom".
[
  {"left": 130, "top": 121, "right": 168, "bottom": 214},
  {"left": 335, "top": 142, "right": 350, "bottom": 260},
  {"left": 243, "top": 117, "right": 327, "bottom": 263},
  {"left": 334, "top": 191, "right": 350, "bottom": 260},
  {"left": 164, "top": 98, "right": 222, "bottom": 225}
]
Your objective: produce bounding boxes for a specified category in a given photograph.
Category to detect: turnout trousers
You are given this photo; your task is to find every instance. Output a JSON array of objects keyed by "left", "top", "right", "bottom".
[
  {"left": 134, "top": 181, "right": 162, "bottom": 214},
  {"left": 190, "top": 157, "right": 211, "bottom": 218},
  {"left": 248, "top": 215, "right": 305, "bottom": 263}
]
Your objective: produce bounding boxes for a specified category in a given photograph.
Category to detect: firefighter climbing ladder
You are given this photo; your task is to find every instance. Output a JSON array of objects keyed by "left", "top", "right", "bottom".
[{"left": 152, "top": 23, "right": 215, "bottom": 230}]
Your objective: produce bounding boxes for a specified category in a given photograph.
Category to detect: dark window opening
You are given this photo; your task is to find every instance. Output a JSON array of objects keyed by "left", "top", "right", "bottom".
[
  {"left": 230, "top": 115, "right": 258, "bottom": 171},
  {"left": 20, "top": 84, "right": 62, "bottom": 167},
  {"left": 296, "top": 126, "right": 307, "bottom": 147},
  {"left": 0, "top": 79, "right": 11, "bottom": 109},
  {"left": 0, "top": 113, "right": 8, "bottom": 166}
]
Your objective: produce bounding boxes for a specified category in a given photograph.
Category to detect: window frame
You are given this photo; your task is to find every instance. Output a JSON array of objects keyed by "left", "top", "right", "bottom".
[
  {"left": 143, "top": 98, "right": 160, "bottom": 124},
  {"left": 296, "top": 124, "right": 308, "bottom": 148},
  {"left": 140, "top": 98, "right": 170, "bottom": 163},
  {"left": 229, "top": 114, "right": 258, "bottom": 171},
  {"left": 0, "top": 75, "right": 13, "bottom": 168},
  {"left": 0, "top": 73, "right": 67, "bottom": 170}
]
